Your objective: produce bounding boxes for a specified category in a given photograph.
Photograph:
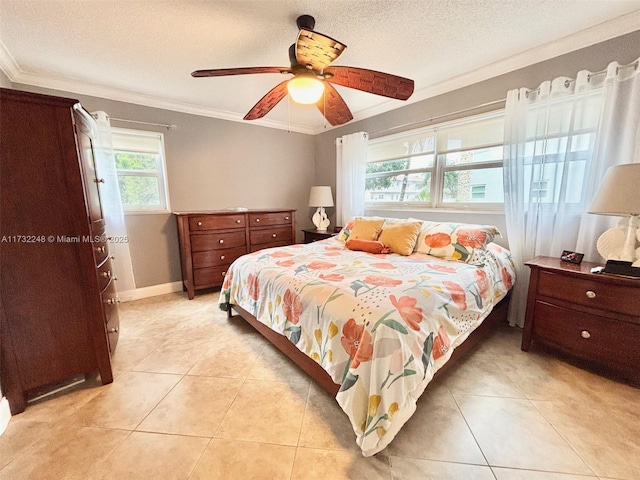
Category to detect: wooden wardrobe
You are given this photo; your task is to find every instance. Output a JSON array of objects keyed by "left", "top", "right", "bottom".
[{"left": 0, "top": 88, "right": 118, "bottom": 414}]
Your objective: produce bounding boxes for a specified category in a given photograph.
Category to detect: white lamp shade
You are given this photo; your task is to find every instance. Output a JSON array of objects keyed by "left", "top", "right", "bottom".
[
  {"left": 308, "top": 186, "right": 334, "bottom": 207},
  {"left": 588, "top": 163, "right": 640, "bottom": 216}
]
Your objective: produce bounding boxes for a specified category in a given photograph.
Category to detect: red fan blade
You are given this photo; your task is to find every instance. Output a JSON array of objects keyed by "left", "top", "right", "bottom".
[
  {"left": 191, "top": 67, "right": 290, "bottom": 78},
  {"left": 325, "top": 66, "right": 414, "bottom": 100},
  {"left": 244, "top": 80, "right": 289, "bottom": 120},
  {"left": 316, "top": 83, "right": 353, "bottom": 126},
  {"left": 296, "top": 29, "right": 346, "bottom": 71}
]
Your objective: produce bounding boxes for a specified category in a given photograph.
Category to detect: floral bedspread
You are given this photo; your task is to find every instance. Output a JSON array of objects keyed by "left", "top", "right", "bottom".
[{"left": 219, "top": 238, "right": 515, "bottom": 456}]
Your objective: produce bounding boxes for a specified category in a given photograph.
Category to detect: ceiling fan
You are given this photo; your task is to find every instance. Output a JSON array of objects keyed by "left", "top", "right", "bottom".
[{"left": 191, "top": 15, "right": 415, "bottom": 126}]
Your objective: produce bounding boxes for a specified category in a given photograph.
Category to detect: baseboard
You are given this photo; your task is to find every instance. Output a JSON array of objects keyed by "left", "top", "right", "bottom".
[
  {"left": 118, "top": 281, "right": 183, "bottom": 302},
  {"left": 0, "top": 397, "right": 10, "bottom": 436}
]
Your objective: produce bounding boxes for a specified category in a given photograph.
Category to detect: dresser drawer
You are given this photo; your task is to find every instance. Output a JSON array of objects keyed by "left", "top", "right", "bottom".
[
  {"left": 190, "top": 231, "right": 246, "bottom": 252},
  {"left": 250, "top": 240, "right": 292, "bottom": 253},
  {"left": 105, "top": 314, "right": 119, "bottom": 354},
  {"left": 192, "top": 246, "right": 246, "bottom": 268},
  {"left": 194, "top": 266, "right": 228, "bottom": 289},
  {"left": 248, "top": 212, "right": 293, "bottom": 227},
  {"left": 250, "top": 226, "right": 293, "bottom": 246},
  {"left": 97, "top": 258, "right": 114, "bottom": 292},
  {"left": 189, "top": 214, "right": 245, "bottom": 231},
  {"left": 537, "top": 271, "right": 640, "bottom": 318},
  {"left": 533, "top": 300, "right": 640, "bottom": 374}
]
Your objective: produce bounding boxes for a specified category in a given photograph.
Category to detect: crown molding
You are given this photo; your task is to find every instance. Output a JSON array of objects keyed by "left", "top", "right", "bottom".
[{"left": 2, "top": 11, "right": 639, "bottom": 137}]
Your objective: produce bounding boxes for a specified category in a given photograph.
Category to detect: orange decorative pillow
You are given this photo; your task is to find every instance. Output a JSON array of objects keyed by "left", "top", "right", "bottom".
[
  {"left": 378, "top": 221, "right": 423, "bottom": 256},
  {"left": 348, "top": 217, "right": 386, "bottom": 241},
  {"left": 346, "top": 239, "right": 390, "bottom": 254}
]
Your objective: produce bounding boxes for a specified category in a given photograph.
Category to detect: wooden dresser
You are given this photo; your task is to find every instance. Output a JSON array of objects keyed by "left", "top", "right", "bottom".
[
  {"left": 174, "top": 209, "right": 296, "bottom": 299},
  {"left": 522, "top": 256, "right": 640, "bottom": 385},
  {"left": 0, "top": 88, "right": 117, "bottom": 413}
]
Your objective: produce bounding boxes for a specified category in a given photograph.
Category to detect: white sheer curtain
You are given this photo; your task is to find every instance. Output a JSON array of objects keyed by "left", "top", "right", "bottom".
[
  {"left": 504, "top": 58, "right": 640, "bottom": 327},
  {"left": 92, "top": 111, "right": 137, "bottom": 298},
  {"left": 336, "top": 132, "right": 368, "bottom": 226}
]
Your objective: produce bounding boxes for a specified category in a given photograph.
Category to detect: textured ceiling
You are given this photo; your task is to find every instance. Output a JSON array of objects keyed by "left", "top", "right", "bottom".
[{"left": 1, "top": 1, "right": 639, "bottom": 134}]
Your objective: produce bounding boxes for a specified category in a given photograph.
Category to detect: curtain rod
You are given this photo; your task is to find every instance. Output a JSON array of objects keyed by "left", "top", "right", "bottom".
[
  {"left": 109, "top": 117, "right": 176, "bottom": 130},
  {"left": 367, "top": 98, "right": 505, "bottom": 138}
]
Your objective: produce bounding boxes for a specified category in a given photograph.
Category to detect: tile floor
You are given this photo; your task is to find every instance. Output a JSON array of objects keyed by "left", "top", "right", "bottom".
[{"left": 1, "top": 291, "right": 639, "bottom": 480}]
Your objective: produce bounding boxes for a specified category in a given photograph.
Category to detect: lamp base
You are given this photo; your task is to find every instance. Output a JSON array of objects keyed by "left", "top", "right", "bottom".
[
  {"left": 603, "top": 260, "right": 640, "bottom": 278},
  {"left": 311, "top": 206, "right": 330, "bottom": 232}
]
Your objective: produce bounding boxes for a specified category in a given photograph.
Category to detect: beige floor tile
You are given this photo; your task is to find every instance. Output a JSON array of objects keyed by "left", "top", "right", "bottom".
[
  {"left": 93, "top": 431, "right": 208, "bottom": 480},
  {"left": 441, "top": 352, "right": 526, "bottom": 398},
  {"left": 72, "top": 371, "right": 181, "bottom": 430},
  {"left": 131, "top": 336, "right": 213, "bottom": 375},
  {"left": 189, "top": 438, "right": 296, "bottom": 480},
  {"left": 291, "top": 447, "right": 392, "bottom": 480},
  {"left": 492, "top": 467, "right": 598, "bottom": 479},
  {"left": 248, "top": 342, "right": 312, "bottom": 386},
  {"left": 137, "top": 375, "right": 243, "bottom": 437},
  {"left": 390, "top": 457, "right": 495, "bottom": 480},
  {"left": 0, "top": 420, "right": 63, "bottom": 469},
  {"left": 216, "top": 379, "right": 309, "bottom": 446},
  {"left": 455, "top": 395, "right": 593, "bottom": 474},
  {"left": 533, "top": 399, "right": 640, "bottom": 480},
  {"left": 385, "top": 382, "right": 486, "bottom": 464},
  {"left": 299, "top": 383, "right": 357, "bottom": 451},
  {"left": 0, "top": 425, "right": 128, "bottom": 480},
  {"left": 188, "top": 336, "right": 265, "bottom": 378},
  {"left": 109, "top": 335, "right": 167, "bottom": 372}
]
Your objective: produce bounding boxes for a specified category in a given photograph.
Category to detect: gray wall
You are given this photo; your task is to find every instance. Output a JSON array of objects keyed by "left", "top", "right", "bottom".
[
  {"left": 8, "top": 85, "right": 316, "bottom": 287},
  {"left": 0, "top": 69, "right": 11, "bottom": 88},
  {"left": 314, "top": 29, "right": 640, "bottom": 247}
]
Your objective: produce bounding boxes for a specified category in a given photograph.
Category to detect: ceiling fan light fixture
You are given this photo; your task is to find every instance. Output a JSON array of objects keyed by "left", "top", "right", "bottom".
[{"left": 287, "top": 75, "right": 324, "bottom": 104}]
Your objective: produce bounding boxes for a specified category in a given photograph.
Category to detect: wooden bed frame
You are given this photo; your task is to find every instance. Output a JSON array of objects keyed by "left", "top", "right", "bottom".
[{"left": 227, "top": 294, "right": 511, "bottom": 396}]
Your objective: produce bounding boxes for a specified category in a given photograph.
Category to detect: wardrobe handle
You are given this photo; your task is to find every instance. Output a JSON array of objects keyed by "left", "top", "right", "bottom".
[
  {"left": 585, "top": 290, "right": 596, "bottom": 299},
  {"left": 581, "top": 330, "right": 591, "bottom": 339},
  {"left": 108, "top": 327, "right": 119, "bottom": 333},
  {"left": 94, "top": 178, "right": 105, "bottom": 184}
]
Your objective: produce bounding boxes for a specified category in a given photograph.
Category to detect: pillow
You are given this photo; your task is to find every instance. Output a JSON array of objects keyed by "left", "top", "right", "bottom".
[
  {"left": 335, "top": 218, "right": 356, "bottom": 243},
  {"left": 345, "top": 239, "right": 390, "bottom": 254},
  {"left": 378, "top": 221, "right": 423, "bottom": 256},
  {"left": 415, "top": 222, "right": 500, "bottom": 263},
  {"left": 347, "top": 217, "right": 386, "bottom": 241}
]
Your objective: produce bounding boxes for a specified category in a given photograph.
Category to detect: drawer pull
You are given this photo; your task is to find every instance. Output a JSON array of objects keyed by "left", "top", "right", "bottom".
[
  {"left": 272, "top": 233, "right": 277, "bottom": 238},
  {"left": 113, "top": 275, "right": 118, "bottom": 281},
  {"left": 110, "top": 254, "right": 115, "bottom": 260},
  {"left": 102, "top": 271, "right": 111, "bottom": 278},
  {"left": 221, "top": 271, "right": 226, "bottom": 277},
  {"left": 285, "top": 216, "right": 289, "bottom": 220},
  {"left": 255, "top": 218, "right": 260, "bottom": 223},
  {"left": 585, "top": 290, "right": 596, "bottom": 299},
  {"left": 108, "top": 327, "right": 119, "bottom": 333},
  {"left": 236, "top": 219, "right": 241, "bottom": 223},
  {"left": 219, "top": 239, "right": 224, "bottom": 244},
  {"left": 94, "top": 178, "right": 105, "bottom": 184},
  {"left": 220, "top": 255, "right": 225, "bottom": 260},
  {"left": 197, "top": 221, "right": 202, "bottom": 226},
  {"left": 581, "top": 330, "right": 591, "bottom": 339},
  {"left": 96, "top": 246, "right": 106, "bottom": 254},
  {"left": 106, "top": 297, "right": 120, "bottom": 305}
]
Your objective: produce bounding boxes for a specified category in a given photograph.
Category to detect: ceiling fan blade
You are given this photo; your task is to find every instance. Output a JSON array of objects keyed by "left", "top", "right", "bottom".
[
  {"left": 325, "top": 66, "right": 414, "bottom": 100},
  {"left": 296, "top": 29, "right": 346, "bottom": 71},
  {"left": 191, "top": 67, "right": 290, "bottom": 78},
  {"left": 316, "top": 82, "right": 353, "bottom": 126},
  {"left": 244, "top": 80, "right": 289, "bottom": 120}
]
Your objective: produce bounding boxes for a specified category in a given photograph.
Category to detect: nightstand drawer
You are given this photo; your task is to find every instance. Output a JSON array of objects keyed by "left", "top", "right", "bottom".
[
  {"left": 537, "top": 270, "right": 640, "bottom": 317},
  {"left": 533, "top": 300, "right": 640, "bottom": 375}
]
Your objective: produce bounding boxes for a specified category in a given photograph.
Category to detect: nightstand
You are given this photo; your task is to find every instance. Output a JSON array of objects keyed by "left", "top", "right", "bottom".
[
  {"left": 522, "top": 256, "right": 640, "bottom": 385},
  {"left": 302, "top": 229, "right": 335, "bottom": 244}
]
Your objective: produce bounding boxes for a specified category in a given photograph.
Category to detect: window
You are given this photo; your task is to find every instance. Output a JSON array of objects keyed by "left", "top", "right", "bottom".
[
  {"left": 365, "top": 112, "right": 504, "bottom": 209},
  {"left": 111, "top": 128, "right": 170, "bottom": 212}
]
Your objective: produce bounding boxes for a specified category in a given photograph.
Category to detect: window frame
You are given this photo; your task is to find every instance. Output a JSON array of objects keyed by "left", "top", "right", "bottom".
[
  {"left": 365, "top": 110, "right": 505, "bottom": 212},
  {"left": 111, "top": 127, "right": 171, "bottom": 214}
]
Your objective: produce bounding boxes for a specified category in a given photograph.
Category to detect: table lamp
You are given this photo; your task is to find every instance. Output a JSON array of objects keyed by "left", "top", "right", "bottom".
[
  {"left": 308, "top": 186, "right": 334, "bottom": 232},
  {"left": 588, "top": 163, "right": 640, "bottom": 275}
]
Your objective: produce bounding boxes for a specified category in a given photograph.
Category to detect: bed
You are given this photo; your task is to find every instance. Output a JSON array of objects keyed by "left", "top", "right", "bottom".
[{"left": 219, "top": 220, "right": 515, "bottom": 457}]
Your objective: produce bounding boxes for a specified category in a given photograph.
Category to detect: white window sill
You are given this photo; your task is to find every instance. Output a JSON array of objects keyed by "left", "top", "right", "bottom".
[
  {"left": 365, "top": 205, "right": 505, "bottom": 215},
  {"left": 124, "top": 209, "right": 171, "bottom": 215}
]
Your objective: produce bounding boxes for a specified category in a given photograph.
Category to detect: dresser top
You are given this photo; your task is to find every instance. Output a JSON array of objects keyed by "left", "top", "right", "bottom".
[{"left": 173, "top": 208, "right": 295, "bottom": 216}]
